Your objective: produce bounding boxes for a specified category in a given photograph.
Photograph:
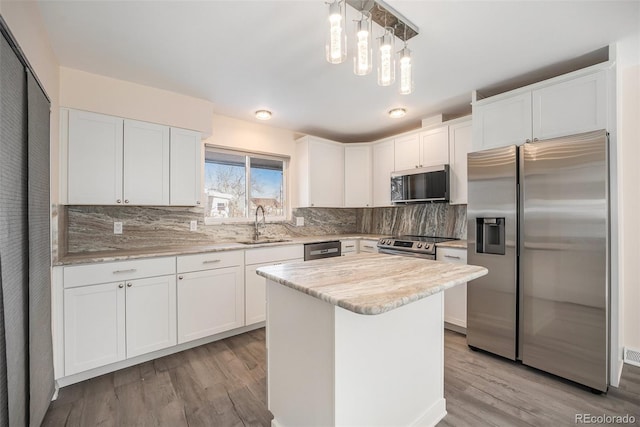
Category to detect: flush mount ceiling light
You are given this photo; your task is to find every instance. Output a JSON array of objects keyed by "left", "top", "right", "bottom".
[
  {"left": 328, "top": 0, "right": 419, "bottom": 95},
  {"left": 388, "top": 108, "right": 406, "bottom": 118},
  {"left": 255, "top": 110, "right": 272, "bottom": 120}
]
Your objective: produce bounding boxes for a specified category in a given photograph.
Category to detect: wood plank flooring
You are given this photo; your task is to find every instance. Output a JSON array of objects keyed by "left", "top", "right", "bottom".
[{"left": 43, "top": 329, "right": 640, "bottom": 426}]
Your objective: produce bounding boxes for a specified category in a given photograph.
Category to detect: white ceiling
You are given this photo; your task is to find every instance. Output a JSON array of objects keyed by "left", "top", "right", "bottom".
[{"left": 37, "top": 0, "right": 639, "bottom": 142}]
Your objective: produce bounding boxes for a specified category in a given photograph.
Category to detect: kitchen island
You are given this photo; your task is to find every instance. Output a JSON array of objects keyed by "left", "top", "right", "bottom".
[{"left": 256, "top": 253, "right": 488, "bottom": 427}]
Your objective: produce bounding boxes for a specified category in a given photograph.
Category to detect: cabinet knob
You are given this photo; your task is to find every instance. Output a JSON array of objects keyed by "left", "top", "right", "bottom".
[
  {"left": 415, "top": 165, "right": 419, "bottom": 168},
  {"left": 419, "top": 164, "right": 423, "bottom": 167},
  {"left": 178, "top": 275, "right": 184, "bottom": 280},
  {"left": 196, "top": 201, "right": 200, "bottom": 205},
  {"left": 126, "top": 282, "right": 132, "bottom": 287},
  {"left": 118, "top": 283, "right": 124, "bottom": 288},
  {"left": 124, "top": 199, "right": 130, "bottom": 204},
  {"left": 311, "top": 203, "right": 314, "bottom": 207},
  {"left": 116, "top": 199, "right": 122, "bottom": 204},
  {"left": 526, "top": 139, "right": 531, "bottom": 143},
  {"left": 533, "top": 138, "right": 539, "bottom": 142}
]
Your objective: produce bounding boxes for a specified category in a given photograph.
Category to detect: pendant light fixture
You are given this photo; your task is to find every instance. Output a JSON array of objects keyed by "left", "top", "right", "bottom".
[
  {"left": 353, "top": 11, "right": 372, "bottom": 76},
  {"left": 377, "top": 26, "right": 395, "bottom": 86},
  {"left": 398, "top": 27, "right": 413, "bottom": 95},
  {"left": 326, "top": 0, "right": 347, "bottom": 64}
]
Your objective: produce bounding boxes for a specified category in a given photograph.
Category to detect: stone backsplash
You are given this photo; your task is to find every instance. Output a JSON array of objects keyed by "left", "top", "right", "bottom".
[{"left": 59, "top": 204, "right": 466, "bottom": 257}]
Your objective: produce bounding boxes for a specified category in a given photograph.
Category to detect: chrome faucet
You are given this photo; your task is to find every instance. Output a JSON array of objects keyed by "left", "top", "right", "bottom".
[{"left": 254, "top": 205, "right": 266, "bottom": 241}]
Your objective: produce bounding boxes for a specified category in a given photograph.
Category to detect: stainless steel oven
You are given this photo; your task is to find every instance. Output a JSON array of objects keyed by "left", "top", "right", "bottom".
[{"left": 377, "top": 235, "right": 458, "bottom": 260}]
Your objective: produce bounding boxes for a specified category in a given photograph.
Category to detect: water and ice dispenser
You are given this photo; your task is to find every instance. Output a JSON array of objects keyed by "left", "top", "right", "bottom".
[{"left": 476, "top": 218, "right": 505, "bottom": 255}]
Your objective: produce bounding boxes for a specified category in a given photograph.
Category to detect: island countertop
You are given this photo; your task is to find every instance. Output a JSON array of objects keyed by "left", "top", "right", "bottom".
[{"left": 256, "top": 253, "right": 487, "bottom": 315}]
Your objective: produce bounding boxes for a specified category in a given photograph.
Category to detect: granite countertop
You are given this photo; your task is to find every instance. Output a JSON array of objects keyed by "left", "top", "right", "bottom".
[
  {"left": 54, "top": 234, "right": 390, "bottom": 266},
  {"left": 436, "top": 239, "right": 468, "bottom": 249},
  {"left": 256, "top": 253, "right": 487, "bottom": 315}
]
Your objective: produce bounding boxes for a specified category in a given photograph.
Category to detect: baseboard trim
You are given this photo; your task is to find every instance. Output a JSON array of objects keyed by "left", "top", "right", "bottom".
[
  {"left": 444, "top": 322, "right": 466, "bottom": 335},
  {"left": 411, "top": 397, "right": 447, "bottom": 427}
]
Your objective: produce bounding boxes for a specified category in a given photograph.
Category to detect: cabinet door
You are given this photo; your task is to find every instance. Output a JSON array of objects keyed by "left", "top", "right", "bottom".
[
  {"left": 473, "top": 92, "right": 532, "bottom": 150},
  {"left": 344, "top": 145, "right": 372, "bottom": 207},
  {"left": 177, "top": 266, "right": 244, "bottom": 344},
  {"left": 125, "top": 275, "right": 177, "bottom": 358},
  {"left": 419, "top": 126, "right": 449, "bottom": 167},
  {"left": 308, "top": 140, "right": 344, "bottom": 207},
  {"left": 64, "top": 282, "right": 126, "bottom": 375},
  {"left": 448, "top": 121, "right": 472, "bottom": 205},
  {"left": 123, "top": 119, "right": 170, "bottom": 205},
  {"left": 341, "top": 240, "right": 357, "bottom": 255},
  {"left": 394, "top": 133, "right": 420, "bottom": 170},
  {"left": 170, "top": 128, "right": 202, "bottom": 206},
  {"left": 372, "top": 139, "right": 395, "bottom": 206},
  {"left": 532, "top": 70, "right": 607, "bottom": 140},
  {"left": 436, "top": 248, "right": 467, "bottom": 328},
  {"left": 359, "top": 239, "right": 379, "bottom": 253},
  {"left": 67, "top": 110, "right": 123, "bottom": 205}
]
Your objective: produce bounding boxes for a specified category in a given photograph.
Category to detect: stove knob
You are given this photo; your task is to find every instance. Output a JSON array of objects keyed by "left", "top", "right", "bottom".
[
  {"left": 386, "top": 239, "right": 392, "bottom": 244},
  {"left": 417, "top": 243, "right": 423, "bottom": 248},
  {"left": 426, "top": 244, "right": 431, "bottom": 250}
]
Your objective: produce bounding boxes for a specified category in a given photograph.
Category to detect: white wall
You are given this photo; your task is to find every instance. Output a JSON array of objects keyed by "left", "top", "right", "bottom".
[
  {"left": 59, "top": 67, "right": 214, "bottom": 137},
  {"left": 617, "top": 34, "right": 640, "bottom": 356},
  {"left": 0, "top": 0, "right": 60, "bottom": 201}
]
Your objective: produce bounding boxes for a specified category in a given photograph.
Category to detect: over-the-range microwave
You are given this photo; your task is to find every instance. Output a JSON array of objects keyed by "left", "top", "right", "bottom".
[{"left": 390, "top": 165, "right": 450, "bottom": 203}]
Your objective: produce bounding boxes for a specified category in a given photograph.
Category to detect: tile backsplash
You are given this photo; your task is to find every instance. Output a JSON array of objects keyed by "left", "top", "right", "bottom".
[{"left": 58, "top": 204, "right": 466, "bottom": 258}]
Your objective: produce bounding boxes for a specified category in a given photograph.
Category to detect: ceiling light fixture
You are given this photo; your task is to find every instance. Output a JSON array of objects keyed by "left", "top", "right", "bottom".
[
  {"left": 255, "top": 110, "right": 272, "bottom": 120},
  {"left": 331, "top": 0, "right": 419, "bottom": 94},
  {"left": 353, "top": 10, "right": 372, "bottom": 76},
  {"left": 326, "top": 0, "right": 347, "bottom": 64},
  {"left": 388, "top": 108, "right": 406, "bottom": 118}
]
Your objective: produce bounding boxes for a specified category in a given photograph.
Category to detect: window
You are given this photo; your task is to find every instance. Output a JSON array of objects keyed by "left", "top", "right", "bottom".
[{"left": 204, "top": 147, "right": 287, "bottom": 223}]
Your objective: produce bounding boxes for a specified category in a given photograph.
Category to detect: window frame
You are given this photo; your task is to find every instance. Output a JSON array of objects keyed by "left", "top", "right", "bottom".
[{"left": 203, "top": 145, "right": 289, "bottom": 225}]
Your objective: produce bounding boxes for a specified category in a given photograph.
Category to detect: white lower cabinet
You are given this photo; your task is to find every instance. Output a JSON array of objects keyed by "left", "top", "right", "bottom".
[
  {"left": 436, "top": 247, "right": 467, "bottom": 329},
  {"left": 359, "top": 239, "right": 379, "bottom": 253},
  {"left": 341, "top": 240, "right": 357, "bottom": 256},
  {"left": 177, "top": 251, "right": 244, "bottom": 344},
  {"left": 245, "top": 245, "right": 304, "bottom": 325}
]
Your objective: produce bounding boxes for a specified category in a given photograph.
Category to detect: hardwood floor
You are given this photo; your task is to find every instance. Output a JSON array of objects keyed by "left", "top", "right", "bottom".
[{"left": 43, "top": 329, "right": 640, "bottom": 426}]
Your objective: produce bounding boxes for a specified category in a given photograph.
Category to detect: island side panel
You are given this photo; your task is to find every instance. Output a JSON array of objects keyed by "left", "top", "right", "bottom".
[
  {"left": 334, "top": 292, "right": 447, "bottom": 426},
  {"left": 266, "top": 280, "right": 335, "bottom": 427}
]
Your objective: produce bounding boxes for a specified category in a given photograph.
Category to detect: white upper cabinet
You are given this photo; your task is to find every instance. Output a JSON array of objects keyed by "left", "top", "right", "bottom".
[
  {"left": 170, "top": 128, "right": 202, "bottom": 206},
  {"left": 393, "top": 133, "right": 420, "bottom": 170},
  {"left": 419, "top": 126, "right": 449, "bottom": 167},
  {"left": 344, "top": 144, "right": 372, "bottom": 207},
  {"left": 372, "top": 139, "right": 395, "bottom": 207},
  {"left": 448, "top": 119, "right": 472, "bottom": 205},
  {"left": 123, "top": 119, "right": 170, "bottom": 205},
  {"left": 473, "top": 67, "right": 609, "bottom": 151},
  {"left": 296, "top": 136, "right": 344, "bottom": 207},
  {"left": 67, "top": 110, "right": 124, "bottom": 205},
  {"left": 64, "top": 109, "right": 202, "bottom": 206},
  {"left": 473, "top": 92, "right": 532, "bottom": 151},
  {"left": 532, "top": 70, "right": 607, "bottom": 140}
]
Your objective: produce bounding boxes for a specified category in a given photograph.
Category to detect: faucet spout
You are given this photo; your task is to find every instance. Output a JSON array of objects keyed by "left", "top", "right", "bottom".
[{"left": 254, "top": 205, "right": 266, "bottom": 241}]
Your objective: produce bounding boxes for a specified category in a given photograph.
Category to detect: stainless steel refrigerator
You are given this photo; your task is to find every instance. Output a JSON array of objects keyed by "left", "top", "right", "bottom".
[{"left": 466, "top": 130, "right": 609, "bottom": 392}]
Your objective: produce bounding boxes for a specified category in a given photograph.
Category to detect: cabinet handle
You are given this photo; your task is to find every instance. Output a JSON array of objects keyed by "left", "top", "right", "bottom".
[
  {"left": 118, "top": 283, "right": 124, "bottom": 288},
  {"left": 345, "top": 245, "right": 355, "bottom": 248},
  {"left": 203, "top": 259, "right": 221, "bottom": 264},
  {"left": 178, "top": 275, "right": 183, "bottom": 280},
  {"left": 444, "top": 255, "right": 461, "bottom": 260},
  {"left": 533, "top": 138, "right": 539, "bottom": 142},
  {"left": 363, "top": 245, "right": 374, "bottom": 249},
  {"left": 127, "top": 282, "right": 132, "bottom": 287},
  {"left": 415, "top": 165, "right": 419, "bottom": 168},
  {"left": 526, "top": 139, "right": 531, "bottom": 143},
  {"left": 311, "top": 203, "right": 314, "bottom": 207},
  {"left": 113, "top": 268, "right": 137, "bottom": 274},
  {"left": 124, "top": 199, "right": 130, "bottom": 204},
  {"left": 419, "top": 164, "right": 423, "bottom": 167},
  {"left": 196, "top": 201, "right": 201, "bottom": 205},
  {"left": 116, "top": 199, "right": 122, "bottom": 204}
]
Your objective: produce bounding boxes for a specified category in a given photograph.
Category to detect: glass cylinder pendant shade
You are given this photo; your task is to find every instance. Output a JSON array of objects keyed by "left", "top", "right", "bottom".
[
  {"left": 353, "top": 15, "right": 372, "bottom": 76},
  {"left": 377, "top": 29, "right": 395, "bottom": 86},
  {"left": 326, "top": 0, "right": 347, "bottom": 64},
  {"left": 399, "top": 46, "right": 413, "bottom": 94}
]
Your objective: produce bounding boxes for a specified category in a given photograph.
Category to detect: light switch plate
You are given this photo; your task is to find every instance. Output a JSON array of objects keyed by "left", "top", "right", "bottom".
[
  {"left": 190, "top": 220, "right": 198, "bottom": 231},
  {"left": 114, "top": 222, "right": 123, "bottom": 235},
  {"left": 295, "top": 217, "right": 304, "bottom": 227}
]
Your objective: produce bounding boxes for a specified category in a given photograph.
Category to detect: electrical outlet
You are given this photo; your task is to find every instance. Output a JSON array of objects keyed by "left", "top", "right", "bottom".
[
  {"left": 114, "top": 222, "right": 123, "bottom": 235},
  {"left": 190, "top": 220, "right": 198, "bottom": 231},
  {"left": 295, "top": 216, "right": 304, "bottom": 227}
]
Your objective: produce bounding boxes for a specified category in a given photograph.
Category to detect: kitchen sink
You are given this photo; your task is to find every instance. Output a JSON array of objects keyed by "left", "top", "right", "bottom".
[{"left": 237, "top": 238, "right": 292, "bottom": 245}]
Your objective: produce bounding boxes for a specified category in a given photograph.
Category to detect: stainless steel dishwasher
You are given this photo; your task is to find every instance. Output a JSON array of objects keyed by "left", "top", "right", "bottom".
[{"left": 303, "top": 241, "right": 341, "bottom": 261}]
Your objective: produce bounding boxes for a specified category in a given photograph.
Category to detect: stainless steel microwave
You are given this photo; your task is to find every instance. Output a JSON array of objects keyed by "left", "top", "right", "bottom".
[{"left": 390, "top": 165, "right": 450, "bottom": 203}]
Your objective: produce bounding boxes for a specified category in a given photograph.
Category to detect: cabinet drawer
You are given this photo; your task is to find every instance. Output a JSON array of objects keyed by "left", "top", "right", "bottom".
[
  {"left": 177, "top": 250, "right": 244, "bottom": 273},
  {"left": 341, "top": 240, "right": 357, "bottom": 254},
  {"left": 436, "top": 247, "right": 467, "bottom": 264},
  {"left": 359, "top": 240, "right": 379, "bottom": 253},
  {"left": 64, "top": 257, "right": 176, "bottom": 288},
  {"left": 245, "top": 245, "right": 304, "bottom": 265}
]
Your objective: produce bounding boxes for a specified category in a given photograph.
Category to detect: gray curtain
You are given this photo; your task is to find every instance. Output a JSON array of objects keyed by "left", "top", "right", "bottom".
[
  {"left": 27, "top": 70, "right": 54, "bottom": 427},
  {"left": 0, "top": 31, "right": 30, "bottom": 427},
  {"left": 1, "top": 24, "right": 54, "bottom": 426}
]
